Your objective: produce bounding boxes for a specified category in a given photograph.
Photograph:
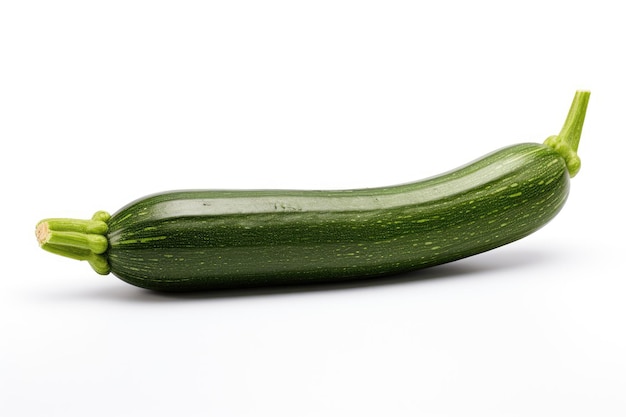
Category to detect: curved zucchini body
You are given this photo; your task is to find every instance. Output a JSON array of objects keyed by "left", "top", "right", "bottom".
[
  {"left": 103, "top": 143, "right": 568, "bottom": 290},
  {"left": 35, "top": 91, "right": 590, "bottom": 291}
]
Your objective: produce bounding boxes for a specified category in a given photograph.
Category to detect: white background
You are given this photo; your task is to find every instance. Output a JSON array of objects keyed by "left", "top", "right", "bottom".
[{"left": 1, "top": 1, "right": 625, "bottom": 416}]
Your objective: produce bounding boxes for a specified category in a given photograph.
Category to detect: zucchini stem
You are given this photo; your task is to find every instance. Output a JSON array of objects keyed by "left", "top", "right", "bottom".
[
  {"left": 544, "top": 90, "right": 590, "bottom": 177},
  {"left": 36, "top": 211, "right": 111, "bottom": 275}
]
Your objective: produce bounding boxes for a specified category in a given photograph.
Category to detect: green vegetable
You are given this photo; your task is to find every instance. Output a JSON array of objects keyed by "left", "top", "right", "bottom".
[{"left": 36, "top": 91, "right": 590, "bottom": 291}]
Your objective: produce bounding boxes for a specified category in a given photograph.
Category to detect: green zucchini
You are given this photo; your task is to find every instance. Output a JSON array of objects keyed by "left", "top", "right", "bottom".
[{"left": 36, "top": 91, "right": 590, "bottom": 291}]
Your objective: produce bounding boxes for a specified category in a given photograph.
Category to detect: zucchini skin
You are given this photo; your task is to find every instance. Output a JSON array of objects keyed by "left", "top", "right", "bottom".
[{"left": 105, "top": 143, "right": 569, "bottom": 291}]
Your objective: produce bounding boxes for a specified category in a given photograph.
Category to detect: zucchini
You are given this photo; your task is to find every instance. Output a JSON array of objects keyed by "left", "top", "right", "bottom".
[{"left": 36, "top": 91, "right": 590, "bottom": 291}]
